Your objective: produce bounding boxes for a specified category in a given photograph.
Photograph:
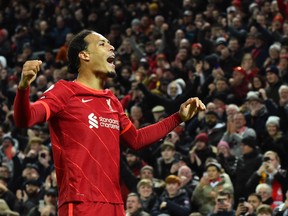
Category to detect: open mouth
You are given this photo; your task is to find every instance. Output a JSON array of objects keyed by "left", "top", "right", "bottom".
[{"left": 107, "top": 55, "right": 115, "bottom": 64}]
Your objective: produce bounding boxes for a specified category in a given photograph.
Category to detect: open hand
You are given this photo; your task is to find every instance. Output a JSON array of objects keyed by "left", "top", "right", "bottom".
[{"left": 179, "top": 97, "right": 206, "bottom": 122}]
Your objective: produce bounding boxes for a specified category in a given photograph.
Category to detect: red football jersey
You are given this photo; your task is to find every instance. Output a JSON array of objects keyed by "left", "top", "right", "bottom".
[
  {"left": 38, "top": 80, "right": 131, "bottom": 206},
  {"left": 14, "top": 79, "right": 183, "bottom": 209}
]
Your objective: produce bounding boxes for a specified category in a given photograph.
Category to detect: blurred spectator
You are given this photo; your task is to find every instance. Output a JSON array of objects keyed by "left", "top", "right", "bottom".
[
  {"left": 188, "top": 132, "right": 217, "bottom": 177},
  {"left": 256, "top": 204, "right": 273, "bottom": 216},
  {"left": 241, "top": 52, "right": 260, "bottom": 81},
  {"left": 247, "top": 193, "right": 263, "bottom": 214},
  {"left": 155, "top": 141, "right": 178, "bottom": 180},
  {"left": 26, "top": 188, "right": 58, "bottom": 216},
  {"left": 14, "top": 179, "right": 43, "bottom": 216},
  {"left": 55, "top": 32, "right": 74, "bottom": 66},
  {"left": 265, "top": 66, "right": 283, "bottom": 104},
  {"left": 256, "top": 183, "right": 276, "bottom": 209},
  {"left": 192, "top": 162, "right": 233, "bottom": 215},
  {"left": 245, "top": 90, "right": 278, "bottom": 143},
  {"left": 151, "top": 175, "right": 191, "bottom": 216},
  {"left": 216, "top": 140, "right": 238, "bottom": 186},
  {"left": 177, "top": 165, "right": 199, "bottom": 198},
  {"left": 274, "top": 191, "right": 288, "bottom": 216},
  {"left": 210, "top": 190, "right": 235, "bottom": 216},
  {"left": 125, "top": 192, "right": 150, "bottom": 216},
  {"left": 200, "top": 111, "right": 226, "bottom": 146},
  {"left": 136, "top": 179, "right": 158, "bottom": 214},
  {"left": 234, "top": 136, "right": 262, "bottom": 202},
  {"left": 247, "top": 151, "right": 287, "bottom": 208},
  {"left": 228, "top": 66, "right": 250, "bottom": 105},
  {"left": 222, "top": 111, "right": 256, "bottom": 157},
  {"left": 50, "top": 15, "right": 71, "bottom": 49},
  {"left": 261, "top": 116, "right": 288, "bottom": 167}
]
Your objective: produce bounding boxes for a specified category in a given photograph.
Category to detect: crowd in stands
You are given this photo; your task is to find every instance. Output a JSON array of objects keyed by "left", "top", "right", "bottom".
[{"left": 0, "top": 0, "right": 288, "bottom": 215}]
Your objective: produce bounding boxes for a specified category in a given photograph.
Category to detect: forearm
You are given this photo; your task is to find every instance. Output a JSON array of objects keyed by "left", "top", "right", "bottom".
[
  {"left": 121, "top": 112, "right": 182, "bottom": 150},
  {"left": 13, "top": 88, "right": 46, "bottom": 127}
]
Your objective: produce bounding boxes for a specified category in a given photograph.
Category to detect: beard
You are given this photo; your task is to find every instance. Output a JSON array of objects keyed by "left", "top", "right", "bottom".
[
  {"left": 206, "top": 121, "right": 217, "bottom": 129},
  {"left": 107, "top": 71, "right": 117, "bottom": 78}
]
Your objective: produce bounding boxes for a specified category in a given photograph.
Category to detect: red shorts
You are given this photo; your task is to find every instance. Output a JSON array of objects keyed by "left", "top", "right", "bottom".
[{"left": 58, "top": 202, "right": 125, "bottom": 216}]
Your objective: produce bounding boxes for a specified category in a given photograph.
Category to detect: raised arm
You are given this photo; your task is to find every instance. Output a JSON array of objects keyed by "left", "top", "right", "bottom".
[{"left": 13, "top": 60, "right": 47, "bottom": 128}]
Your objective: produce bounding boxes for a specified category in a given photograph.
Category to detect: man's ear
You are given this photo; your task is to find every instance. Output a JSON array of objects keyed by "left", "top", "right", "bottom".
[{"left": 78, "top": 51, "right": 90, "bottom": 61}]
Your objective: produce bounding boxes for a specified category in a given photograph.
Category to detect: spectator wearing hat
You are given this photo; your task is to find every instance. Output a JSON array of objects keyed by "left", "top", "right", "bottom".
[
  {"left": 151, "top": 105, "right": 166, "bottom": 123},
  {"left": 125, "top": 148, "right": 147, "bottom": 178},
  {"left": 234, "top": 136, "right": 262, "bottom": 202},
  {"left": 247, "top": 151, "right": 287, "bottom": 209},
  {"left": 245, "top": 90, "right": 278, "bottom": 144},
  {"left": 14, "top": 179, "right": 44, "bottom": 215},
  {"left": 228, "top": 66, "right": 250, "bottom": 105},
  {"left": 139, "top": 165, "right": 165, "bottom": 197},
  {"left": 261, "top": 116, "right": 288, "bottom": 167},
  {"left": 265, "top": 65, "right": 283, "bottom": 105},
  {"left": 13, "top": 163, "right": 41, "bottom": 194},
  {"left": 136, "top": 179, "right": 159, "bottom": 214},
  {"left": 192, "top": 161, "right": 233, "bottom": 215},
  {"left": 151, "top": 175, "right": 191, "bottom": 216},
  {"left": 221, "top": 112, "right": 256, "bottom": 157},
  {"left": 190, "top": 43, "right": 203, "bottom": 61},
  {"left": 188, "top": 132, "right": 217, "bottom": 177},
  {"left": 216, "top": 140, "right": 238, "bottom": 186}
]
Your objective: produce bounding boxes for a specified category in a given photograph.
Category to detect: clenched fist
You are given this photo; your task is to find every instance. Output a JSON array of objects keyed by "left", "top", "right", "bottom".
[{"left": 18, "top": 60, "right": 42, "bottom": 90}]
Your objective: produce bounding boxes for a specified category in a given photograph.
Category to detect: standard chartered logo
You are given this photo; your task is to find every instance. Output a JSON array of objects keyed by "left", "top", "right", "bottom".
[
  {"left": 88, "top": 113, "right": 98, "bottom": 129},
  {"left": 88, "top": 113, "right": 119, "bottom": 130}
]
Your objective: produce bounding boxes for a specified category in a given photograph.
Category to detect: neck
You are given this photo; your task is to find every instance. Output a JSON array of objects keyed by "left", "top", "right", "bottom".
[{"left": 76, "top": 71, "right": 105, "bottom": 90}]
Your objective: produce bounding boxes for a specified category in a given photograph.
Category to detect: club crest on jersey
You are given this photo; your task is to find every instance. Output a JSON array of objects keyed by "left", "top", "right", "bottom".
[
  {"left": 88, "top": 113, "right": 119, "bottom": 130},
  {"left": 106, "top": 99, "right": 114, "bottom": 112}
]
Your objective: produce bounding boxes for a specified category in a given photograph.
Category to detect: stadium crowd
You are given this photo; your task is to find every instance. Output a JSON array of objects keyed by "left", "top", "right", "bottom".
[{"left": 0, "top": 0, "right": 288, "bottom": 215}]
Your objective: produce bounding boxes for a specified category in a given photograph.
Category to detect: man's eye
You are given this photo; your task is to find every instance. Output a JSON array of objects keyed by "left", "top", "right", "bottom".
[{"left": 99, "top": 43, "right": 104, "bottom": 46}]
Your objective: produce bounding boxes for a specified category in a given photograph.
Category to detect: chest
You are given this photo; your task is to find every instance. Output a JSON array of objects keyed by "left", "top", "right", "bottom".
[{"left": 59, "top": 95, "right": 120, "bottom": 131}]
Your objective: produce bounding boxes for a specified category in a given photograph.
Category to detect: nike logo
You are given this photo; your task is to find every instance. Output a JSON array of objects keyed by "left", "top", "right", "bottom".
[{"left": 82, "top": 98, "right": 93, "bottom": 103}]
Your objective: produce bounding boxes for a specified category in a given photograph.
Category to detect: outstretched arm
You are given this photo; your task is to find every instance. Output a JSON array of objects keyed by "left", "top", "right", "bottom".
[{"left": 121, "top": 97, "right": 205, "bottom": 150}]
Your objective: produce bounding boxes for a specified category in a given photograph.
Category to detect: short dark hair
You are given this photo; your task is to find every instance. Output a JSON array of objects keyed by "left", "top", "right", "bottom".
[
  {"left": 218, "top": 190, "right": 232, "bottom": 199},
  {"left": 248, "top": 193, "right": 262, "bottom": 202},
  {"left": 67, "top": 29, "right": 94, "bottom": 73}
]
